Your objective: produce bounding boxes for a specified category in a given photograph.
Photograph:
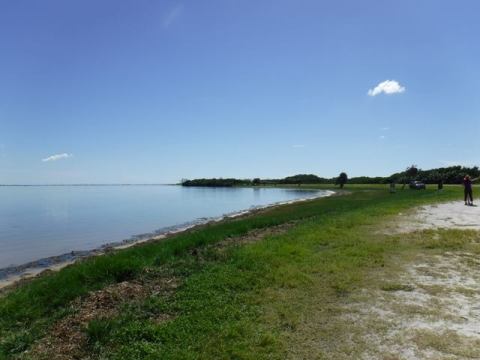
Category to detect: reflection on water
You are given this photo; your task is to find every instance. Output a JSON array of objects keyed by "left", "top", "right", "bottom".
[{"left": 0, "top": 186, "right": 328, "bottom": 268}]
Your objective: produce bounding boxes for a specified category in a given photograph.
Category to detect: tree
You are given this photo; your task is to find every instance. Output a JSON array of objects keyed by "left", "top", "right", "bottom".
[
  {"left": 406, "top": 165, "right": 419, "bottom": 180},
  {"left": 336, "top": 172, "right": 348, "bottom": 189},
  {"left": 400, "top": 165, "right": 419, "bottom": 189},
  {"left": 252, "top": 178, "right": 261, "bottom": 186}
]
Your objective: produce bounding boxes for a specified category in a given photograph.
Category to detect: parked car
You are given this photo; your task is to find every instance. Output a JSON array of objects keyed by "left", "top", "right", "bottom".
[{"left": 409, "top": 180, "right": 426, "bottom": 190}]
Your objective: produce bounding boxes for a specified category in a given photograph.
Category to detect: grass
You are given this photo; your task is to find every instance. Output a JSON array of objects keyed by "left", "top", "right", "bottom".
[
  {"left": 380, "top": 283, "right": 415, "bottom": 292},
  {"left": 413, "top": 329, "right": 480, "bottom": 357},
  {"left": 86, "top": 318, "right": 115, "bottom": 348},
  {"left": 0, "top": 185, "right": 466, "bottom": 359}
]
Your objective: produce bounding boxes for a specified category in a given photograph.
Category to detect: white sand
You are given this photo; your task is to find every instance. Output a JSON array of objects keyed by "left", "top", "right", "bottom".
[
  {"left": 392, "top": 201, "right": 480, "bottom": 233},
  {"left": 345, "top": 252, "right": 480, "bottom": 359},
  {"left": 346, "top": 200, "right": 480, "bottom": 358}
]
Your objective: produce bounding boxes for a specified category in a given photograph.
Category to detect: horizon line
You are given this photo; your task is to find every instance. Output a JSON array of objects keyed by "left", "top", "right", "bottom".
[{"left": 0, "top": 183, "right": 176, "bottom": 187}]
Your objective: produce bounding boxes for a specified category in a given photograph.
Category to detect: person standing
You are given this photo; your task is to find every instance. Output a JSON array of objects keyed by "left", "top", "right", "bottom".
[
  {"left": 389, "top": 181, "right": 396, "bottom": 193},
  {"left": 463, "top": 175, "right": 479, "bottom": 205}
]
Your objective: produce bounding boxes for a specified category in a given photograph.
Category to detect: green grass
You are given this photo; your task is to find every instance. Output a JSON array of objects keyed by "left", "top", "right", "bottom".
[{"left": 0, "top": 185, "right": 464, "bottom": 359}]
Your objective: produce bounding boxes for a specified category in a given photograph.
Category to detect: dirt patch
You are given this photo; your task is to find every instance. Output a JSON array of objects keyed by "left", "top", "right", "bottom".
[
  {"left": 216, "top": 221, "right": 297, "bottom": 249},
  {"left": 28, "top": 276, "right": 179, "bottom": 360}
]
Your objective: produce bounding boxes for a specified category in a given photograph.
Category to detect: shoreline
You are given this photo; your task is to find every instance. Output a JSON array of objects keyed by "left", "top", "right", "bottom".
[{"left": 0, "top": 189, "right": 335, "bottom": 290}]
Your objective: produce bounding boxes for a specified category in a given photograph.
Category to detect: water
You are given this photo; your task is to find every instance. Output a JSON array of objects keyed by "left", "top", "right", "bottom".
[{"left": 0, "top": 185, "right": 329, "bottom": 269}]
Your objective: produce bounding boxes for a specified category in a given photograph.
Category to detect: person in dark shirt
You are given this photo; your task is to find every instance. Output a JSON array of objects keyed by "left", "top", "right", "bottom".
[{"left": 463, "top": 175, "right": 479, "bottom": 205}]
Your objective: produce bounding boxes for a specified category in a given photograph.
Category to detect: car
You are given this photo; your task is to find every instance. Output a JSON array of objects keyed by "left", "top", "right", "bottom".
[{"left": 409, "top": 180, "right": 426, "bottom": 190}]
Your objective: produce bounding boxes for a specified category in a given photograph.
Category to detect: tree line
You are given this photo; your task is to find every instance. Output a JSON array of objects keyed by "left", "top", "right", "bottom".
[{"left": 181, "top": 165, "right": 479, "bottom": 187}]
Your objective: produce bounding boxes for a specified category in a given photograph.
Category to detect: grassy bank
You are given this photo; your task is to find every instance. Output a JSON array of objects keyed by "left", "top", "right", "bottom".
[{"left": 0, "top": 185, "right": 466, "bottom": 359}]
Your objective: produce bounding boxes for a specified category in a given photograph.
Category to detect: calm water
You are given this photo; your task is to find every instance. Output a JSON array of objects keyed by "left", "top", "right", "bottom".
[{"left": 0, "top": 186, "right": 328, "bottom": 269}]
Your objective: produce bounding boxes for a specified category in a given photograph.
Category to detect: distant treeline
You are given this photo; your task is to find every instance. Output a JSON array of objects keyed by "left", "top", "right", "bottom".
[
  {"left": 181, "top": 166, "right": 479, "bottom": 187},
  {"left": 181, "top": 178, "right": 251, "bottom": 187},
  {"left": 388, "top": 166, "right": 479, "bottom": 184}
]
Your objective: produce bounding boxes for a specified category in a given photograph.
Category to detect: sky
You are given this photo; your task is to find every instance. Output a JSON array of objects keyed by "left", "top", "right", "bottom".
[{"left": 0, "top": 0, "right": 479, "bottom": 184}]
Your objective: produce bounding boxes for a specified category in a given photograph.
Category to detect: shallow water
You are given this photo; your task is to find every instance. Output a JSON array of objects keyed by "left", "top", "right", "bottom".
[{"left": 0, "top": 185, "right": 328, "bottom": 269}]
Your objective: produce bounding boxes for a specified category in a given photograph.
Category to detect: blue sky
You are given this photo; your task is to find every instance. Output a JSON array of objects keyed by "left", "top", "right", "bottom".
[{"left": 1, "top": 1, "right": 479, "bottom": 184}]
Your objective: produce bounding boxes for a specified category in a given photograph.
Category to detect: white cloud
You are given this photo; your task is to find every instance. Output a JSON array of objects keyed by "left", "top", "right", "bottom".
[
  {"left": 42, "top": 153, "right": 72, "bottom": 162},
  {"left": 292, "top": 144, "right": 305, "bottom": 148},
  {"left": 381, "top": 127, "right": 390, "bottom": 131},
  {"left": 379, "top": 135, "right": 386, "bottom": 140},
  {"left": 162, "top": 4, "right": 184, "bottom": 28},
  {"left": 368, "top": 80, "right": 405, "bottom": 96}
]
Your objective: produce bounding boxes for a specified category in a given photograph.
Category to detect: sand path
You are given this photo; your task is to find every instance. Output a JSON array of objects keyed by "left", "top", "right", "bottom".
[
  {"left": 291, "top": 201, "right": 480, "bottom": 359},
  {"left": 355, "top": 201, "right": 480, "bottom": 359},
  {"left": 392, "top": 201, "right": 480, "bottom": 233}
]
